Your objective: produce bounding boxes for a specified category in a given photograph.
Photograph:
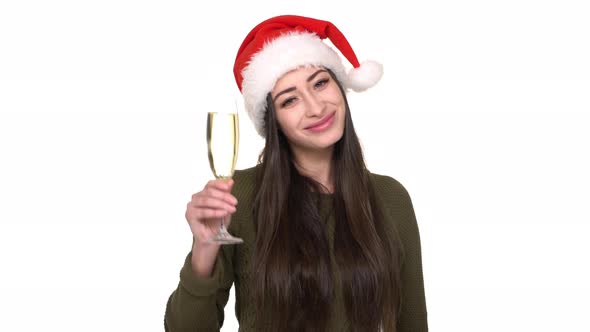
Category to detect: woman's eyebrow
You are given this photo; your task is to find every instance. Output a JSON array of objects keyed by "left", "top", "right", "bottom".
[
  {"left": 273, "top": 87, "right": 296, "bottom": 103},
  {"left": 307, "top": 69, "right": 327, "bottom": 82}
]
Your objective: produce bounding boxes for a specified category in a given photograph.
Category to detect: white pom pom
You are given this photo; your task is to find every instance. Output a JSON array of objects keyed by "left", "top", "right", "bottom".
[{"left": 347, "top": 60, "right": 383, "bottom": 92}]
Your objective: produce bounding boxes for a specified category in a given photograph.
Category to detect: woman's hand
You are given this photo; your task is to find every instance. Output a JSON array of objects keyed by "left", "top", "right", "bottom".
[
  {"left": 185, "top": 179, "right": 237, "bottom": 244},
  {"left": 185, "top": 179, "right": 237, "bottom": 277}
]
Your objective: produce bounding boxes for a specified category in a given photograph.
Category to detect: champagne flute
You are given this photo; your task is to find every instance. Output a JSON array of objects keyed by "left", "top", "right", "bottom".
[{"left": 206, "top": 109, "right": 243, "bottom": 244}]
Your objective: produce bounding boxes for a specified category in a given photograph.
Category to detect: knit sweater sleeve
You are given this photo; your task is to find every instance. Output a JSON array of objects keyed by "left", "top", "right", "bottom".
[
  {"left": 373, "top": 174, "right": 429, "bottom": 331},
  {"left": 164, "top": 241, "right": 235, "bottom": 331},
  {"left": 164, "top": 167, "right": 256, "bottom": 331}
]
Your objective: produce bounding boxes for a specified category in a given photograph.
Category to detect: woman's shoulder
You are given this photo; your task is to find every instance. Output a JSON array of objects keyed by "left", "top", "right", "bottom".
[
  {"left": 369, "top": 172, "right": 419, "bottom": 238},
  {"left": 233, "top": 165, "right": 259, "bottom": 182},
  {"left": 369, "top": 172, "right": 412, "bottom": 201},
  {"left": 231, "top": 165, "right": 260, "bottom": 201}
]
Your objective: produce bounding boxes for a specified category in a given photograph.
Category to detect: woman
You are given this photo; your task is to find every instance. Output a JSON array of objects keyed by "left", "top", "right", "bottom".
[{"left": 165, "top": 15, "right": 428, "bottom": 332}]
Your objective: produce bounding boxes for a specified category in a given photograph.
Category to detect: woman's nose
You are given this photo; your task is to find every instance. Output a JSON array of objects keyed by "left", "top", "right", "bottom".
[{"left": 304, "top": 93, "right": 325, "bottom": 117}]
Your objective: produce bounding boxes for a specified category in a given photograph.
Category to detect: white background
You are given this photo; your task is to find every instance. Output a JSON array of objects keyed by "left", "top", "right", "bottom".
[{"left": 1, "top": 0, "right": 589, "bottom": 331}]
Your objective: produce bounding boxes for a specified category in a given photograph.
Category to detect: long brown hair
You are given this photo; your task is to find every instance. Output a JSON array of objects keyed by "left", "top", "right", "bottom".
[{"left": 251, "top": 69, "right": 402, "bottom": 331}]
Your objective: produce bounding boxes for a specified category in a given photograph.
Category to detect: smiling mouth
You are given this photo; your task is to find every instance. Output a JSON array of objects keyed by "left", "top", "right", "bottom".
[{"left": 305, "top": 112, "right": 336, "bottom": 130}]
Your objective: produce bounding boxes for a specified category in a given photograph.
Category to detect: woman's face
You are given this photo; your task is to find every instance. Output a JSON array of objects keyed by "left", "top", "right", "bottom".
[{"left": 270, "top": 66, "right": 346, "bottom": 155}]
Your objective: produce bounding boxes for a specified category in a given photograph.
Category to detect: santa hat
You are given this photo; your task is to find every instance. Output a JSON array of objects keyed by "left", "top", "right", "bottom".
[{"left": 233, "top": 15, "right": 383, "bottom": 136}]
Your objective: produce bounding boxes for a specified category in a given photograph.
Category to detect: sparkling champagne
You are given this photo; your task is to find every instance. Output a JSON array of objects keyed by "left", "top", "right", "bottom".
[{"left": 207, "top": 112, "right": 239, "bottom": 179}]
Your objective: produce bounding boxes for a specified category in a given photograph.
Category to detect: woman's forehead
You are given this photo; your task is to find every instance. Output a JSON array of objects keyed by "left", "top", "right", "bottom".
[{"left": 273, "top": 66, "right": 326, "bottom": 90}]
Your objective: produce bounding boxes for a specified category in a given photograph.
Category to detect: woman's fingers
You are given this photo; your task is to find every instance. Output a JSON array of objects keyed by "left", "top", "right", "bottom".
[
  {"left": 187, "top": 201, "right": 235, "bottom": 219},
  {"left": 188, "top": 207, "right": 226, "bottom": 221},
  {"left": 190, "top": 192, "right": 236, "bottom": 211},
  {"left": 185, "top": 179, "right": 238, "bottom": 226},
  {"left": 204, "top": 179, "right": 235, "bottom": 195},
  {"left": 184, "top": 179, "right": 238, "bottom": 240},
  {"left": 193, "top": 180, "right": 237, "bottom": 205}
]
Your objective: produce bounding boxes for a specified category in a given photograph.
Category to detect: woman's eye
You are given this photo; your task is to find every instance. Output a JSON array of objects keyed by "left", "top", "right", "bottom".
[
  {"left": 281, "top": 97, "right": 296, "bottom": 108},
  {"left": 314, "top": 78, "right": 329, "bottom": 89}
]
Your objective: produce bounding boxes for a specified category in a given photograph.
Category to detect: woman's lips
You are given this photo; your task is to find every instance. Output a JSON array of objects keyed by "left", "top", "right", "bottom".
[{"left": 305, "top": 112, "right": 336, "bottom": 132}]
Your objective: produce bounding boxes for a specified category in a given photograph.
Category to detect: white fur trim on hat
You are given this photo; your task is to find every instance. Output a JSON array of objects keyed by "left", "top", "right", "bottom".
[
  {"left": 241, "top": 32, "right": 348, "bottom": 136},
  {"left": 348, "top": 60, "right": 383, "bottom": 92}
]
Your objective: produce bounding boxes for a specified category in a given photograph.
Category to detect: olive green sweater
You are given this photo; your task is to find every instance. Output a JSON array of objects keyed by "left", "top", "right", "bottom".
[{"left": 164, "top": 166, "right": 428, "bottom": 331}]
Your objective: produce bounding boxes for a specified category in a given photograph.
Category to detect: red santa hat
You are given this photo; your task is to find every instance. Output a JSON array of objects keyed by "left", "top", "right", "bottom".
[{"left": 233, "top": 15, "right": 383, "bottom": 136}]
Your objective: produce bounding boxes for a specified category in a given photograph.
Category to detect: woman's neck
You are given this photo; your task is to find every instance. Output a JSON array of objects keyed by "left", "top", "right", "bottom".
[{"left": 291, "top": 147, "right": 334, "bottom": 193}]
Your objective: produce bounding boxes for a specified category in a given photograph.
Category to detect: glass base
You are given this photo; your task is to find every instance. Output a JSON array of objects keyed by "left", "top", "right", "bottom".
[{"left": 208, "top": 230, "right": 244, "bottom": 245}]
